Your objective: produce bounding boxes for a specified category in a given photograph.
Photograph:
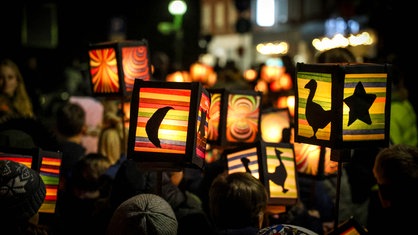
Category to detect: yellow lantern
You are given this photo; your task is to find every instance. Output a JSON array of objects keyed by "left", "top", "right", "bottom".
[{"left": 295, "top": 62, "right": 392, "bottom": 149}]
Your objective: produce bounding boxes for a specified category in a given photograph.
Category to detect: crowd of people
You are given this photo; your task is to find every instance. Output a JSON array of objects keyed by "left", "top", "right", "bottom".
[{"left": 0, "top": 50, "right": 417, "bottom": 235}]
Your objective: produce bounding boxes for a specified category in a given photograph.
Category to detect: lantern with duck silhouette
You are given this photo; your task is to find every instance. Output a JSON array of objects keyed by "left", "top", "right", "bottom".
[
  {"left": 207, "top": 89, "right": 263, "bottom": 147},
  {"left": 87, "top": 39, "right": 152, "bottom": 97},
  {"left": 294, "top": 62, "right": 392, "bottom": 150},
  {"left": 127, "top": 79, "right": 210, "bottom": 170},
  {"left": 222, "top": 141, "right": 298, "bottom": 205}
]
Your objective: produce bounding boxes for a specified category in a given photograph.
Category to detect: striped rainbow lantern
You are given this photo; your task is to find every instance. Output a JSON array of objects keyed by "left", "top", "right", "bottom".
[
  {"left": 0, "top": 147, "right": 63, "bottom": 214},
  {"left": 223, "top": 141, "right": 299, "bottom": 205},
  {"left": 38, "top": 149, "right": 62, "bottom": 214},
  {"left": 127, "top": 80, "right": 210, "bottom": 170},
  {"left": 88, "top": 39, "right": 152, "bottom": 97},
  {"left": 295, "top": 62, "right": 392, "bottom": 150}
]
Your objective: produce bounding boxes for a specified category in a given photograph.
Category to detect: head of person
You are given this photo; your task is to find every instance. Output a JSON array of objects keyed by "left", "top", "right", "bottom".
[
  {"left": 0, "top": 58, "right": 33, "bottom": 117},
  {"left": 56, "top": 102, "right": 86, "bottom": 138},
  {"left": 315, "top": 47, "right": 356, "bottom": 63},
  {"left": 209, "top": 171, "right": 268, "bottom": 230},
  {"left": 0, "top": 58, "right": 23, "bottom": 97},
  {"left": 0, "top": 160, "right": 46, "bottom": 229},
  {"left": 373, "top": 144, "right": 418, "bottom": 209},
  {"left": 69, "top": 153, "right": 112, "bottom": 199},
  {"left": 106, "top": 193, "right": 178, "bottom": 235}
]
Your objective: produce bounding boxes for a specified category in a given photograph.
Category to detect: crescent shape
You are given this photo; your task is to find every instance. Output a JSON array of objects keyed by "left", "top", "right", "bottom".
[{"left": 145, "top": 106, "right": 174, "bottom": 148}]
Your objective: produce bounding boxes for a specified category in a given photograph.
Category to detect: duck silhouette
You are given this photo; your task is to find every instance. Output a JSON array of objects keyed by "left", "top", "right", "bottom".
[
  {"left": 241, "top": 157, "right": 251, "bottom": 173},
  {"left": 268, "top": 148, "right": 288, "bottom": 193},
  {"left": 304, "top": 79, "right": 332, "bottom": 139}
]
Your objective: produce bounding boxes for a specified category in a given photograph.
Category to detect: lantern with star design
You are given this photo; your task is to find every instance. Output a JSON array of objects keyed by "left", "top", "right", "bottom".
[{"left": 294, "top": 62, "right": 392, "bottom": 149}]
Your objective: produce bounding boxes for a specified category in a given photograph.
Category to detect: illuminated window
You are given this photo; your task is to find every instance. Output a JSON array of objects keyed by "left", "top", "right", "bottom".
[{"left": 256, "top": 0, "right": 275, "bottom": 27}]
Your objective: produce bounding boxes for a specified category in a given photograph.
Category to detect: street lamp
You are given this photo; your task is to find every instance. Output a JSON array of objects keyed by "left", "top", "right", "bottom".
[{"left": 158, "top": 0, "right": 187, "bottom": 71}]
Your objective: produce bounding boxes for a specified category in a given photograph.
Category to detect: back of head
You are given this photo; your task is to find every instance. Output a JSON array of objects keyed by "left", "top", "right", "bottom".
[
  {"left": 56, "top": 102, "right": 86, "bottom": 138},
  {"left": 0, "top": 160, "right": 46, "bottom": 222},
  {"left": 107, "top": 193, "right": 178, "bottom": 235},
  {"left": 70, "top": 153, "right": 111, "bottom": 193},
  {"left": 315, "top": 47, "right": 356, "bottom": 63},
  {"left": 373, "top": 144, "right": 418, "bottom": 208},
  {"left": 209, "top": 171, "right": 268, "bottom": 229}
]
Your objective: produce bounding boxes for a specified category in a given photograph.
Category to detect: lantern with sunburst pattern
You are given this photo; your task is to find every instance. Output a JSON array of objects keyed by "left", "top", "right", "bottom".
[{"left": 88, "top": 39, "right": 152, "bottom": 97}]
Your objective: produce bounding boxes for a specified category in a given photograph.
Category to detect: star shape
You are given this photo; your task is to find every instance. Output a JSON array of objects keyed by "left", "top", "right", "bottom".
[{"left": 343, "top": 81, "right": 376, "bottom": 126}]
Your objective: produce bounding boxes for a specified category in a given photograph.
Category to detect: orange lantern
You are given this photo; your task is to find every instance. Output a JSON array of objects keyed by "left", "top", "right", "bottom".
[{"left": 88, "top": 39, "right": 152, "bottom": 97}]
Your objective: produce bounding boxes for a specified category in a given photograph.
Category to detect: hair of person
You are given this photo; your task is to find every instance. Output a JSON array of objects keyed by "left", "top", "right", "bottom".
[
  {"left": 374, "top": 144, "right": 418, "bottom": 186},
  {"left": 0, "top": 58, "right": 34, "bottom": 117},
  {"left": 209, "top": 171, "right": 268, "bottom": 229},
  {"left": 56, "top": 101, "right": 86, "bottom": 138},
  {"left": 374, "top": 144, "right": 418, "bottom": 204},
  {"left": 70, "top": 152, "right": 112, "bottom": 192},
  {"left": 315, "top": 47, "right": 356, "bottom": 63}
]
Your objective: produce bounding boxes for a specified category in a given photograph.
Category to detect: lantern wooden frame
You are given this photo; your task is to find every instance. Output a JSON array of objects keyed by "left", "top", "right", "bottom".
[{"left": 127, "top": 79, "right": 210, "bottom": 170}]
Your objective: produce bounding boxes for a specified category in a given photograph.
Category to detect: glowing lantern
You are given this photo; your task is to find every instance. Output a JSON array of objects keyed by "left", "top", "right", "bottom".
[
  {"left": 88, "top": 39, "right": 152, "bottom": 97},
  {"left": 294, "top": 62, "right": 392, "bottom": 149},
  {"left": 127, "top": 80, "right": 210, "bottom": 170}
]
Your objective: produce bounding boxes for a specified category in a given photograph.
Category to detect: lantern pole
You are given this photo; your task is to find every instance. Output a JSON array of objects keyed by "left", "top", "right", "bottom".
[{"left": 331, "top": 148, "right": 351, "bottom": 230}]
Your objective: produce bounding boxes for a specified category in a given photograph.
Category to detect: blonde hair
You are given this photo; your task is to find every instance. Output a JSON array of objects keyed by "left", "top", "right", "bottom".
[
  {"left": 98, "top": 100, "right": 127, "bottom": 164},
  {"left": 0, "top": 58, "right": 34, "bottom": 117}
]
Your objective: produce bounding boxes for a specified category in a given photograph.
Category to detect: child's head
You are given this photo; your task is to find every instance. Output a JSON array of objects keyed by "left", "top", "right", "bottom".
[
  {"left": 209, "top": 171, "right": 268, "bottom": 229},
  {"left": 56, "top": 102, "right": 86, "bottom": 138}
]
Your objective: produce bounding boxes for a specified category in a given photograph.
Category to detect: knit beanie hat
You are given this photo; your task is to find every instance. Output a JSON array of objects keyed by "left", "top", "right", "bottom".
[
  {"left": 0, "top": 160, "right": 46, "bottom": 221},
  {"left": 107, "top": 193, "right": 178, "bottom": 235}
]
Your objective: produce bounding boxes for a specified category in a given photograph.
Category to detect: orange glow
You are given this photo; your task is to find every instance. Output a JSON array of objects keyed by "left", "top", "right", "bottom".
[
  {"left": 277, "top": 95, "right": 295, "bottom": 117},
  {"left": 166, "top": 71, "right": 191, "bottom": 82},
  {"left": 244, "top": 69, "right": 258, "bottom": 81},
  {"left": 260, "top": 65, "right": 285, "bottom": 83},
  {"left": 279, "top": 73, "right": 293, "bottom": 90},
  {"left": 255, "top": 80, "right": 268, "bottom": 94},
  {"left": 190, "top": 62, "right": 214, "bottom": 84},
  {"left": 261, "top": 110, "right": 291, "bottom": 143}
]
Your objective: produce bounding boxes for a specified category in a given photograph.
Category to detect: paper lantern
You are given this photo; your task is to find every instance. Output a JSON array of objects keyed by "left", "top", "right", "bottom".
[
  {"left": 38, "top": 149, "right": 62, "bottom": 214},
  {"left": 223, "top": 141, "right": 298, "bottom": 205},
  {"left": 207, "top": 89, "right": 263, "bottom": 147},
  {"left": 127, "top": 79, "right": 210, "bottom": 170},
  {"left": 295, "top": 62, "right": 392, "bottom": 149},
  {"left": 0, "top": 147, "right": 63, "bottom": 214},
  {"left": 207, "top": 88, "right": 225, "bottom": 146},
  {"left": 88, "top": 39, "right": 152, "bottom": 97},
  {"left": 0, "top": 146, "right": 39, "bottom": 169}
]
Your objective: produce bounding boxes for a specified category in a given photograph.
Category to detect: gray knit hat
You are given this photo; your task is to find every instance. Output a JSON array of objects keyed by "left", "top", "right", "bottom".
[
  {"left": 107, "top": 193, "right": 178, "bottom": 235},
  {"left": 0, "top": 160, "right": 46, "bottom": 221}
]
